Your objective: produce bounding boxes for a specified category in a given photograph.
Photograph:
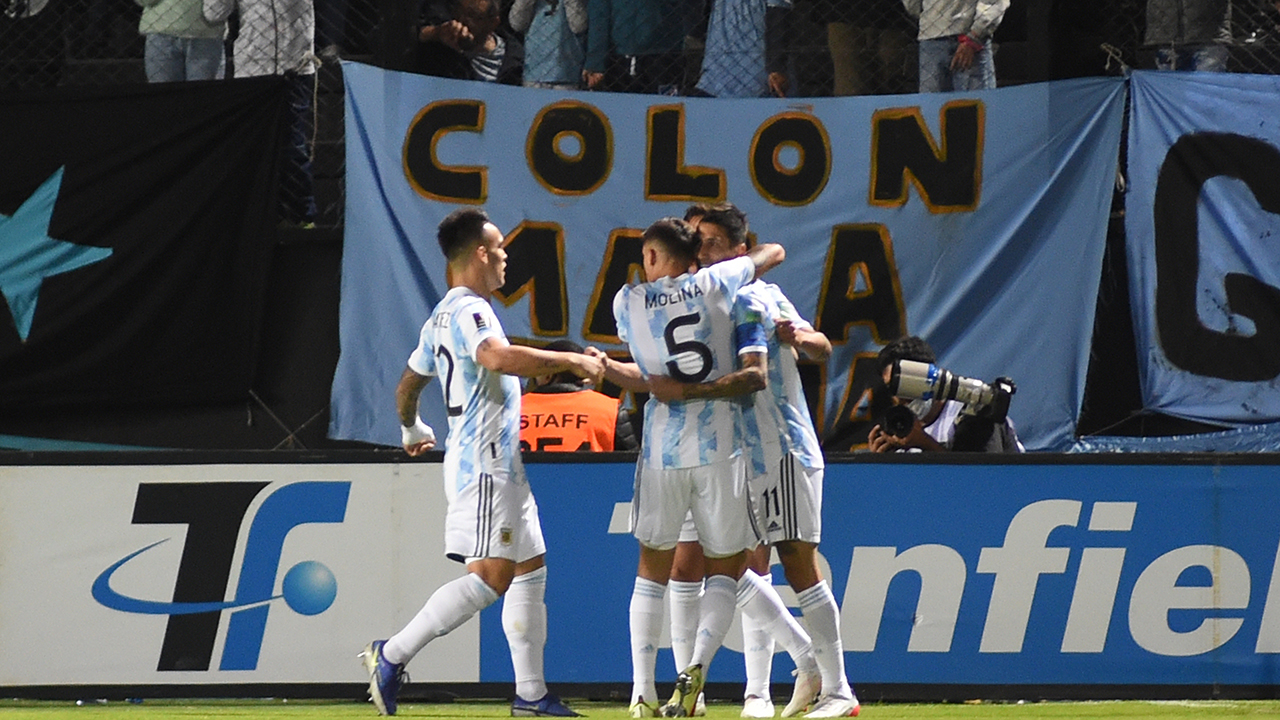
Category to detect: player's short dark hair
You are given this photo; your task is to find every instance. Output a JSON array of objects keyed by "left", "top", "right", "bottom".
[
  {"left": 545, "top": 339, "right": 584, "bottom": 354},
  {"left": 643, "top": 217, "right": 700, "bottom": 265},
  {"left": 437, "top": 208, "right": 491, "bottom": 263},
  {"left": 543, "top": 339, "right": 586, "bottom": 386},
  {"left": 877, "top": 335, "right": 937, "bottom": 372},
  {"left": 699, "top": 203, "right": 749, "bottom": 247},
  {"left": 683, "top": 203, "right": 714, "bottom": 222}
]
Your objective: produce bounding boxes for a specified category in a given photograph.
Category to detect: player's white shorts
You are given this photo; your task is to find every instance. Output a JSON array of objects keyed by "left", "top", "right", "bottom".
[
  {"left": 631, "top": 455, "right": 759, "bottom": 557},
  {"left": 750, "top": 450, "right": 823, "bottom": 545},
  {"left": 677, "top": 511, "right": 700, "bottom": 545},
  {"left": 444, "top": 467, "right": 546, "bottom": 564}
]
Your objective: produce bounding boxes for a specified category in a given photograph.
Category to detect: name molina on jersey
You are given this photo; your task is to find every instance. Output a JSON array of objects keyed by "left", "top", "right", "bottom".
[{"left": 645, "top": 285, "right": 703, "bottom": 310}]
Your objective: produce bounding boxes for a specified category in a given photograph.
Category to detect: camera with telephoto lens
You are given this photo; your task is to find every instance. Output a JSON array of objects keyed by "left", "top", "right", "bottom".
[{"left": 882, "top": 359, "right": 1016, "bottom": 439}]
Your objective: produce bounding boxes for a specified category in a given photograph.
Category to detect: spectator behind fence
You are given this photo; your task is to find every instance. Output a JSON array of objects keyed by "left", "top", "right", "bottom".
[
  {"left": 520, "top": 340, "right": 639, "bottom": 452},
  {"left": 138, "top": 0, "right": 226, "bottom": 82},
  {"left": 509, "top": 0, "right": 587, "bottom": 89},
  {"left": 416, "top": 0, "right": 524, "bottom": 83},
  {"left": 1145, "top": 0, "right": 1231, "bottom": 71},
  {"left": 583, "top": 0, "right": 686, "bottom": 93},
  {"left": 690, "top": 0, "right": 790, "bottom": 97},
  {"left": 205, "top": 0, "right": 319, "bottom": 227},
  {"left": 813, "top": 0, "right": 914, "bottom": 95},
  {"left": 904, "top": 0, "right": 1008, "bottom": 92}
]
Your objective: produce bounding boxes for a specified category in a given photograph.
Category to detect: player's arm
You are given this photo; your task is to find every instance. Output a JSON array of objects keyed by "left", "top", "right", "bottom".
[
  {"left": 587, "top": 348, "right": 649, "bottom": 393},
  {"left": 776, "top": 320, "right": 831, "bottom": 361},
  {"left": 648, "top": 352, "right": 766, "bottom": 402},
  {"left": 747, "top": 242, "right": 785, "bottom": 279},
  {"left": 396, "top": 366, "right": 437, "bottom": 456},
  {"left": 475, "top": 337, "right": 605, "bottom": 384}
]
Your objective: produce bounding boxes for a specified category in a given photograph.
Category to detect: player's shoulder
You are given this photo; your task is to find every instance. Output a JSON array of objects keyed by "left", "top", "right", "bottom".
[
  {"left": 712, "top": 255, "right": 754, "bottom": 278},
  {"left": 613, "top": 282, "right": 642, "bottom": 321},
  {"left": 736, "top": 278, "right": 778, "bottom": 307},
  {"left": 705, "top": 256, "right": 755, "bottom": 292},
  {"left": 436, "top": 286, "right": 480, "bottom": 312},
  {"left": 450, "top": 290, "right": 496, "bottom": 321}
]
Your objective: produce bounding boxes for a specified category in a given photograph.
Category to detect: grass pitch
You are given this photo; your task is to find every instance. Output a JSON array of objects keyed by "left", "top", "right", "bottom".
[{"left": 4, "top": 699, "right": 1280, "bottom": 720}]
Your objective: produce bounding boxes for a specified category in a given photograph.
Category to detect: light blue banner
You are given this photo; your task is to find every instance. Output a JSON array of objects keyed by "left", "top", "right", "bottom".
[
  {"left": 1126, "top": 71, "right": 1280, "bottom": 428},
  {"left": 331, "top": 63, "right": 1126, "bottom": 451},
  {"left": 484, "top": 457, "right": 1280, "bottom": 686}
]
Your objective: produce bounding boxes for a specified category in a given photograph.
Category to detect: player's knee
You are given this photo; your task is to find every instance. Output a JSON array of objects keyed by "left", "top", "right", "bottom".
[
  {"left": 468, "top": 558, "right": 517, "bottom": 595},
  {"left": 670, "top": 541, "right": 706, "bottom": 581},
  {"left": 776, "top": 542, "right": 822, "bottom": 589},
  {"left": 703, "top": 550, "right": 747, "bottom": 579},
  {"left": 746, "top": 544, "right": 771, "bottom": 574}
]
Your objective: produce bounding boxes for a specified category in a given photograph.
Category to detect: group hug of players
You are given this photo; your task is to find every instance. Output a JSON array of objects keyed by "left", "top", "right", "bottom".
[{"left": 360, "top": 204, "right": 861, "bottom": 719}]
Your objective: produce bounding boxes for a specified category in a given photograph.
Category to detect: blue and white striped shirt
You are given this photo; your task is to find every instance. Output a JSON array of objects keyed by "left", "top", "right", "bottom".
[
  {"left": 735, "top": 281, "right": 824, "bottom": 475},
  {"left": 407, "top": 287, "right": 524, "bottom": 492},
  {"left": 614, "top": 256, "right": 756, "bottom": 469}
]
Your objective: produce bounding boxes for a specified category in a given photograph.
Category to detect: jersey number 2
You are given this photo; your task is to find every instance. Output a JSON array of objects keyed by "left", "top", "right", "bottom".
[{"left": 435, "top": 346, "right": 464, "bottom": 417}]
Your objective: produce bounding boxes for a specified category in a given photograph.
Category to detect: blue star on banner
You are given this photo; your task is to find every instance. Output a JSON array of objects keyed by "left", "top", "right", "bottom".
[{"left": 0, "top": 167, "right": 113, "bottom": 341}]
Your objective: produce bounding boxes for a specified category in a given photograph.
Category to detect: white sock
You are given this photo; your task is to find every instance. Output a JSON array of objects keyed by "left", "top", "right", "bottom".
[
  {"left": 797, "top": 582, "right": 852, "bottom": 698},
  {"left": 384, "top": 572, "right": 499, "bottom": 665},
  {"left": 630, "top": 576, "right": 667, "bottom": 705},
  {"left": 736, "top": 570, "right": 816, "bottom": 675},
  {"left": 503, "top": 566, "right": 549, "bottom": 702},
  {"left": 742, "top": 573, "right": 776, "bottom": 700},
  {"left": 668, "top": 580, "right": 703, "bottom": 674},
  {"left": 690, "top": 574, "right": 737, "bottom": 670}
]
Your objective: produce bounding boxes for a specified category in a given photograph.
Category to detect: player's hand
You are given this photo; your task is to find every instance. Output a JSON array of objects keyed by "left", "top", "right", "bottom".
[
  {"left": 767, "top": 71, "right": 788, "bottom": 97},
  {"left": 571, "top": 352, "right": 606, "bottom": 386},
  {"left": 647, "top": 374, "right": 685, "bottom": 402},
  {"left": 404, "top": 439, "right": 435, "bottom": 456},
  {"left": 583, "top": 70, "right": 604, "bottom": 89},
  {"left": 951, "top": 42, "right": 976, "bottom": 71},
  {"left": 775, "top": 318, "right": 798, "bottom": 346},
  {"left": 402, "top": 418, "right": 437, "bottom": 456}
]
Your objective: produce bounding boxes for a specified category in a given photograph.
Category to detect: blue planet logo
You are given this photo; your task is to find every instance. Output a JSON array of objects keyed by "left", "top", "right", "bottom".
[
  {"left": 92, "top": 539, "right": 337, "bottom": 616},
  {"left": 281, "top": 560, "right": 338, "bottom": 615}
]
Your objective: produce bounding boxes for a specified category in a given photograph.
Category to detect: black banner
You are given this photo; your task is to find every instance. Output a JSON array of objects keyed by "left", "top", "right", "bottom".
[{"left": 0, "top": 77, "right": 286, "bottom": 409}]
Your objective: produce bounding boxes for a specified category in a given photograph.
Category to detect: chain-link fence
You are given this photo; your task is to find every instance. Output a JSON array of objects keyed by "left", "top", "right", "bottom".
[
  {"left": 10, "top": 0, "right": 1280, "bottom": 94},
  {"left": 5, "top": 0, "right": 1280, "bottom": 225}
]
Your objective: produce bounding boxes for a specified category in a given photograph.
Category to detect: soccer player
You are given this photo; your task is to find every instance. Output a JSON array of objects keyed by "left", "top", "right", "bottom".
[
  {"left": 601, "top": 217, "right": 819, "bottom": 718},
  {"left": 690, "top": 204, "right": 859, "bottom": 718},
  {"left": 664, "top": 204, "right": 832, "bottom": 718},
  {"left": 361, "top": 208, "right": 603, "bottom": 717}
]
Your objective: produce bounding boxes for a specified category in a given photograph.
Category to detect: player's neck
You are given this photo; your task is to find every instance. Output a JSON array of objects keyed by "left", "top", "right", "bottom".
[
  {"left": 450, "top": 266, "right": 492, "bottom": 300},
  {"left": 656, "top": 260, "right": 696, "bottom": 280}
]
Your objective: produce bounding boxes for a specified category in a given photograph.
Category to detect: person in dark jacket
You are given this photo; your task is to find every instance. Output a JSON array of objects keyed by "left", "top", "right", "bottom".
[
  {"left": 520, "top": 339, "right": 639, "bottom": 452},
  {"left": 1144, "top": 0, "right": 1232, "bottom": 71},
  {"left": 417, "top": 0, "right": 524, "bottom": 83}
]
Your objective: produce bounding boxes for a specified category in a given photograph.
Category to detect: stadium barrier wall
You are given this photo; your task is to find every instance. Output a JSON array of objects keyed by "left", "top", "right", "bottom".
[{"left": 3, "top": 452, "right": 1280, "bottom": 699}]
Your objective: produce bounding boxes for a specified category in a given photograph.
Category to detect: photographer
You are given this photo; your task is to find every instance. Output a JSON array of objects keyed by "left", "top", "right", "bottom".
[{"left": 867, "top": 335, "right": 1024, "bottom": 453}]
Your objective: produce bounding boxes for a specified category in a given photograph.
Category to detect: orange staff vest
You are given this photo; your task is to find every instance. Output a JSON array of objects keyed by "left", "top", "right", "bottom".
[{"left": 519, "top": 390, "right": 620, "bottom": 452}]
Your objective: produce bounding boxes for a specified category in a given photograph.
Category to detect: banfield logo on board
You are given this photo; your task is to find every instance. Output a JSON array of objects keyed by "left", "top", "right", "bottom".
[
  {"left": 92, "top": 481, "right": 351, "bottom": 672},
  {"left": 825, "top": 478, "right": 1280, "bottom": 685}
]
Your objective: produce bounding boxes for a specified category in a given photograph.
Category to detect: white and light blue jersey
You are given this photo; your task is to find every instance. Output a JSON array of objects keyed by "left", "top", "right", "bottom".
[
  {"left": 734, "top": 281, "right": 825, "bottom": 473},
  {"left": 614, "top": 255, "right": 756, "bottom": 469},
  {"left": 407, "top": 287, "right": 524, "bottom": 491}
]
